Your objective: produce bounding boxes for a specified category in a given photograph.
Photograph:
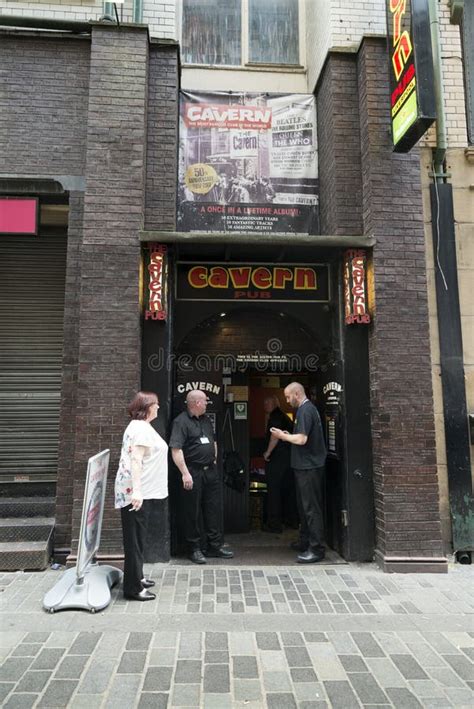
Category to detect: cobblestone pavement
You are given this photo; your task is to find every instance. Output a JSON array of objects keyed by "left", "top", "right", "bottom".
[{"left": 1, "top": 562, "right": 473, "bottom": 708}]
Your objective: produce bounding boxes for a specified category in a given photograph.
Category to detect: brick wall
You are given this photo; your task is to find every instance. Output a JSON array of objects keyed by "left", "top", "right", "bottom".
[
  {"left": 145, "top": 43, "right": 179, "bottom": 231},
  {"left": 330, "top": 0, "right": 386, "bottom": 46},
  {"left": 68, "top": 26, "right": 149, "bottom": 555},
  {"left": 1, "top": 0, "right": 177, "bottom": 39},
  {"left": 55, "top": 192, "right": 83, "bottom": 551},
  {"left": 176, "top": 307, "right": 324, "bottom": 361},
  {"left": 143, "top": 0, "right": 176, "bottom": 39},
  {"left": 316, "top": 53, "right": 363, "bottom": 236},
  {"left": 421, "top": 0, "right": 468, "bottom": 149},
  {"left": 306, "top": 0, "right": 470, "bottom": 149},
  {"left": 315, "top": 52, "right": 374, "bottom": 561},
  {"left": 70, "top": 245, "right": 142, "bottom": 555},
  {"left": 358, "top": 38, "right": 444, "bottom": 565},
  {"left": 0, "top": 35, "right": 90, "bottom": 176},
  {"left": 1, "top": 26, "right": 179, "bottom": 556},
  {"left": 306, "top": 0, "right": 386, "bottom": 93}
]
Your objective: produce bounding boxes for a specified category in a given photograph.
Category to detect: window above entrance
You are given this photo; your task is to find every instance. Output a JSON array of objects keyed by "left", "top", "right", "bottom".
[{"left": 181, "top": 0, "right": 301, "bottom": 68}]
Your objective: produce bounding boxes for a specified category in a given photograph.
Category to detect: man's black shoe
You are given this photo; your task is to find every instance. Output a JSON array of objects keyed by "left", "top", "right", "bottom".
[
  {"left": 290, "top": 540, "right": 308, "bottom": 552},
  {"left": 189, "top": 550, "right": 206, "bottom": 564},
  {"left": 124, "top": 589, "right": 156, "bottom": 601},
  {"left": 141, "top": 578, "right": 155, "bottom": 588},
  {"left": 204, "top": 546, "right": 234, "bottom": 559},
  {"left": 297, "top": 549, "right": 325, "bottom": 564}
]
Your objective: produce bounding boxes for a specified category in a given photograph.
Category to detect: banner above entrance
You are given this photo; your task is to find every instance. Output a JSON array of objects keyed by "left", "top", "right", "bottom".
[
  {"left": 178, "top": 90, "right": 319, "bottom": 235},
  {"left": 176, "top": 263, "right": 330, "bottom": 302}
]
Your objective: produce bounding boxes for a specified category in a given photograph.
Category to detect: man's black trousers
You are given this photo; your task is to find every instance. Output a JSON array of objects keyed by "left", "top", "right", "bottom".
[
  {"left": 120, "top": 500, "right": 151, "bottom": 597},
  {"left": 293, "top": 466, "right": 325, "bottom": 552},
  {"left": 182, "top": 463, "right": 221, "bottom": 551},
  {"left": 266, "top": 454, "right": 290, "bottom": 530}
]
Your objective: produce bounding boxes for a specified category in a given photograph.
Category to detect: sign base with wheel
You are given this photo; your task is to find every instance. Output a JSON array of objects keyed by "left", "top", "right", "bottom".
[{"left": 43, "top": 563, "right": 122, "bottom": 614}]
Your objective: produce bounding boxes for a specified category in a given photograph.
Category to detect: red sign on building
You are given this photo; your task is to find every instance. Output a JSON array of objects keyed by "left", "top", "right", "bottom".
[
  {"left": 176, "top": 262, "right": 330, "bottom": 302},
  {"left": 343, "top": 250, "right": 371, "bottom": 325},
  {"left": 144, "top": 244, "right": 167, "bottom": 321},
  {"left": 0, "top": 197, "right": 39, "bottom": 235}
]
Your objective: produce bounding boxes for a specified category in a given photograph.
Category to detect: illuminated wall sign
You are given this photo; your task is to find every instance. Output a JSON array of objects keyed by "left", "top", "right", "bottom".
[
  {"left": 145, "top": 243, "right": 167, "bottom": 321},
  {"left": 343, "top": 250, "right": 371, "bottom": 325},
  {"left": 176, "top": 263, "right": 330, "bottom": 302},
  {"left": 0, "top": 197, "right": 38, "bottom": 235},
  {"left": 386, "top": 0, "right": 436, "bottom": 152}
]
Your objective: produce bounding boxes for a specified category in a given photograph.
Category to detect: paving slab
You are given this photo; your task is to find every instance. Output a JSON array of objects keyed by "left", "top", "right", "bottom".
[{"left": 0, "top": 563, "right": 472, "bottom": 708}]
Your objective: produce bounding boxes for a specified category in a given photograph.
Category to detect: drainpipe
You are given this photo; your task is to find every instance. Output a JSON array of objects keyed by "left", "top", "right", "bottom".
[
  {"left": 0, "top": 14, "right": 91, "bottom": 32},
  {"left": 429, "top": 0, "right": 447, "bottom": 177},
  {"left": 428, "top": 0, "right": 473, "bottom": 562},
  {"left": 133, "top": 0, "right": 144, "bottom": 24}
]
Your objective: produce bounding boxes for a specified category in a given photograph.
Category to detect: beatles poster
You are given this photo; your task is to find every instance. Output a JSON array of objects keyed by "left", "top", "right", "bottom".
[{"left": 178, "top": 91, "right": 319, "bottom": 235}]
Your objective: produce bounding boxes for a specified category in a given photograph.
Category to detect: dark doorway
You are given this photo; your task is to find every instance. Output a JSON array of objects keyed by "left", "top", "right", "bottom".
[
  {"left": 142, "top": 247, "right": 375, "bottom": 563},
  {"left": 169, "top": 306, "right": 346, "bottom": 563}
]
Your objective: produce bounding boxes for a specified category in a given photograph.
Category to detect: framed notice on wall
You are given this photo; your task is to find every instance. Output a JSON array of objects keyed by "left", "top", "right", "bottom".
[{"left": 234, "top": 402, "right": 248, "bottom": 420}]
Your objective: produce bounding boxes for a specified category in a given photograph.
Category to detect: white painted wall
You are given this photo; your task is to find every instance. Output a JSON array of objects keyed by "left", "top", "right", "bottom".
[
  {"left": 0, "top": 0, "right": 177, "bottom": 39},
  {"left": 180, "top": 66, "right": 308, "bottom": 94},
  {"left": 305, "top": 0, "right": 386, "bottom": 92},
  {"left": 304, "top": 0, "right": 469, "bottom": 149},
  {"left": 420, "top": 0, "right": 468, "bottom": 149}
]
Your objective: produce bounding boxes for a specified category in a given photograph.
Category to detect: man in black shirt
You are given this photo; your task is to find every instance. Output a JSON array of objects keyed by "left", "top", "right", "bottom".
[
  {"left": 271, "top": 382, "right": 327, "bottom": 563},
  {"left": 170, "top": 390, "right": 234, "bottom": 564},
  {"left": 263, "top": 395, "right": 294, "bottom": 533}
]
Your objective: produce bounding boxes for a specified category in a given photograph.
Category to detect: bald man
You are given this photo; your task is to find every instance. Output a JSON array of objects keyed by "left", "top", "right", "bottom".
[
  {"left": 170, "top": 390, "right": 233, "bottom": 564},
  {"left": 271, "top": 382, "right": 327, "bottom": 563}
]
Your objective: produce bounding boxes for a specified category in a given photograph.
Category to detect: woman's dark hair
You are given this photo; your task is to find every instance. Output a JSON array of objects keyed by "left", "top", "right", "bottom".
[{"left": 128, "top": 391, "right": 158, "bottom": 420}]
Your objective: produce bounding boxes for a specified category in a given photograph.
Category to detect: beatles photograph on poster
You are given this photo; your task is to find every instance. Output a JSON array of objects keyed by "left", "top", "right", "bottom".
[{"left": 178, "top": 90, "right": 320, "bottom": 235}]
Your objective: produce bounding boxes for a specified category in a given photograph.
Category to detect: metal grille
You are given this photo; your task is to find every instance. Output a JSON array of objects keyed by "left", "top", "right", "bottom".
[{"left": 0, "top": 232, "right": 67, "bottom": 481}]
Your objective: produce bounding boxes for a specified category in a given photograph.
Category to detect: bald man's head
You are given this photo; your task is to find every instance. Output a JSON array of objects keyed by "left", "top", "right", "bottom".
[
  {"left": 185, "top": 389, "right": 208, "bottom": 415},
  {"left": 284, "top": 382, "right": 306, "bottom": 408}
]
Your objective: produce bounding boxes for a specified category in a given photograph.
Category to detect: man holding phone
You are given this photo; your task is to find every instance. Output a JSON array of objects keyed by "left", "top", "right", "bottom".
[{"left": 270, "top": 381, "right": 327, "bottom": 563}]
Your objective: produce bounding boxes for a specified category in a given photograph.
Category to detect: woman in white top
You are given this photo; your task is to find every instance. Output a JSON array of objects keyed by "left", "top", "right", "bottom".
[{"left": 115, "top": 391, "right": 168, "bottom": 601}]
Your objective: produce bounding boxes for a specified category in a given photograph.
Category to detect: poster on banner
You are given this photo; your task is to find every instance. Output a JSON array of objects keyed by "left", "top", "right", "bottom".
[
  {"left": 178, "top": 91, "right": 319, "bottom": 235},
  {"left": 76, "top": 449, "right": 110, "bottom": 579}
]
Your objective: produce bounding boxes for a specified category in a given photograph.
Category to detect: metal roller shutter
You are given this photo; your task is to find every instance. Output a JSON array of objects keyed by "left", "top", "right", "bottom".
[{"left": 0, "top": 231, "right": 67, "bottom": 481}]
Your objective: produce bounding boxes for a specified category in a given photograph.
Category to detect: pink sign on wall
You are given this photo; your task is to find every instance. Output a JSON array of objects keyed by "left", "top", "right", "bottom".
[{"left": 0, "top": 198, "right": 39, "bottom": 235}]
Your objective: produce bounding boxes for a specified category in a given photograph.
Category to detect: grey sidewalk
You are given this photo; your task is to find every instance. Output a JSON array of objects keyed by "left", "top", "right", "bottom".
[{"left": 1, "top": 561, "right": 473, "bottom": 708}]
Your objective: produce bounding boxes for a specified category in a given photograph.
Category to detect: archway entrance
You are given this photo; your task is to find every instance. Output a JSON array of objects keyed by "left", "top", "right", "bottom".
[{"left": 170, "top": 306, "right": 345, "bottom": 564}]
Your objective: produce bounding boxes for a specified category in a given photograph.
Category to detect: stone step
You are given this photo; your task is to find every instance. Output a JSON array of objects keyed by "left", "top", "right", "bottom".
[
  {"left": 0, "top": 539, "right": 53, "bottom": 572},
  {"left": 0, "top": 517, "right": 55, "bottom": 542},
  {"left": 0, "top": 497, "right": 55, "bottom": 518}
]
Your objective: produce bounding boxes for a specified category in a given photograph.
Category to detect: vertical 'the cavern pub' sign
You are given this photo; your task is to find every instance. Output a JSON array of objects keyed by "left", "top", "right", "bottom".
[
  {"left": 386, "top": 0, "right": 436, "bottom": 152},
  {"left": 343, "top": 250, "right": 371, "bottom": 325},
  {"left": 144, "top": 243, "right": 167, "bottom": 321}
]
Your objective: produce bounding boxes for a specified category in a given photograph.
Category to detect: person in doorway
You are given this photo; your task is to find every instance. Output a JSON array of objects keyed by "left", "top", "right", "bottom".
[
  {"left": 114, "top": 391, "right": 168, "bottom": 600},
  {"left": 270, "top": 382, "right": 327, "bottom": 563},
  {"left": 262, "top": 395, "right": 294, "bottom": 533},
  {"left": 170, "top": 390, "right": 234, "bottom": 564}
]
